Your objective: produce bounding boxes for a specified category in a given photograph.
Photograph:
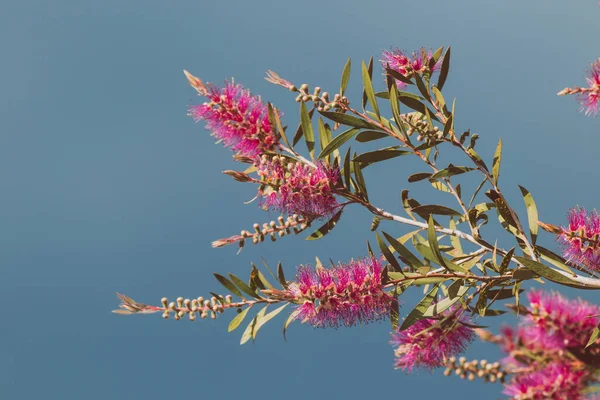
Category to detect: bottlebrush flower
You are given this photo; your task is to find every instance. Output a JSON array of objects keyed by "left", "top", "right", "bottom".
[
  {"left": 391, "top": 308, "right": 475, "bottom": 371},
  {"left": 256, "top": 155, "right": 341, "bottom": 219},
  {"left": 381, "top": 47, "right": 440, "bottom": 89},
  {"left": 578, "top": 61, "right": 600, "bottom": 117},
  {"left": 188, "top": 79, "right": 279, "bottom": 156},
  {"left": 524, "top": 290, "right": 600, "bottom": 350},
  {"left": 286, "top": 257, "right": 392, "bottom": 328},
  {"left": 558, "top": 207, "right": 600, "bottom": 271},
  {"left": 502, "top": 362, "right": 588, "bottom": 400}
]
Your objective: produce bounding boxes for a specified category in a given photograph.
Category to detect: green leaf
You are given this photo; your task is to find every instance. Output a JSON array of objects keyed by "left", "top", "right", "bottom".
[
  {"left": 430, "top": 165, "right": 475, "bottom": 180},
  {"left": 414, "top": 74, "right": 430, "bottom": 101},
  {"left": 353, "top": 161, "right": 368, "bottom": 201},
  {"left": 317, "top": 127, "right": 359, "bottom": 159},
  {"left": 408, "top": 172, "right": 433, "bottom": 183},
  {"left": 376, "top": 232, "right": 402, "bottom": 272},
  {"left": 468, "top": 177, "right": 487, "bottom": 208},
  {"left": 355, "top": 130, "right": 388, "bottom": 142},
  {"left": 340, "top": 58, "right": 351, "bottom": 96},
  {"left": 586, "top": 325, "right": 600, "bottom": 348},
  {"left": 293, "top": 108, "right": 314, "bottom": 146},
  {"left": 388, "top": 84, "right": 406, "bottom": 138},
  {"left": 214, "top": 273, "right": 243, "bottom": 298},
  {"left": 492, "top": 139, "right": 502, "bottom": 185},
  {"left": 306, "top": 209, "right": 343, "bottom": 240},
  {"left": 431, "top": 85, "right": 446, "bottom": 109},
  {"left": 519, "top": 185, "right": 539, "bottom": 246},
  {"left": 251, "top": 265, "right": 274, "bottom": 290},
  {"left": 514, "top": 256, "right": 592, "bottom": 288},
  {"left": 385, "top": 67, "right": 412, "bottom": 85},
  {"left": 300, "top": 102, "right": 315, "bottom": 158},
  {"left": 499, "top": 247, "right": 515, "bottom": 274},
  {"left": 427, "top": 215, "right": 448, "bottom": 270},
  {"left": 437, "top": 47, "right": 451, "bottom": 90},
  {"left": 229, "top": 274, "right": 261, "bottom": 299},
  {"left": 399, "top": 285, "right": 439, "bottom": 331},
  {"left": 353, "top": 148, "right": 410, "bottom": 166},
  {"left": 228, "top": 307, "right": 250, "bottom": 332},
  {"left": 398, "top": 96, "right": 439, "bottom": 121},
  {"left": 319, "top": 111, "right": 376, "bottom": 129},
  {"left": 411, "top": 204, "right": 463, "bottom": 218},
  {"left": 536, "top": 246, "right": 575, "bottom": 276},
  {"left": 423, "top": 285, "right": 469, "bottom": 317},
  {"left": 267, "top": 103, "right": 290, "bottom": 148},
  {"left": 343, "top": 147, "right": 351, "bottom": 188},
  {"left": 253, "top": 304, "right": 288, "bottom": 339},
  {"left": 240, "top": 312, "right": 260, "bottom": 345},
  {"left": 382, "top": 231, "right": 424, "bottom": 270},
  {"left": 282, "top": 309, "right": 300, "bottom": 340},
  {"left": 277, "top": 262, "right": 288, "bottom": 288},
  {"left": 390, "top": 296, "right": 400, "bottom": 330},
  {"left": 362, "top": 60, "right": 380, "bottom": 118}
]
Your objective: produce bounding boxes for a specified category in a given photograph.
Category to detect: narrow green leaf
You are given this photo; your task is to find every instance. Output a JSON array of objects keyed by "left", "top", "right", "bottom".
[
  {"left": 437, "top": 47, "right": 451, "bottom": 90},
  {"left": 408, "top": 172, "right": 433, "bottom": 183},
  {"left": 214, "top": 273, "right": 243, "bottom": 298},
  {"left": 253, "top": 304, "right": 288, "bottom": 339},
  {"left": 343, "top": 147, "right": 351, "bottom": 189},
  {"left": 427, "top": 215, "right": 448, "bottom": 270},
  {"left": 267, "top": 103, "right": 290, "bottom": 148},
  {"left": 414, "top": 73, "right": 430, "bottom": 101},
  {"left": 423, "top": 285, "right": 469, "bottom": 317},
  {"left": 400, "top": 285, "right": 439, "bottom": 331},
  {"left": 229, "top": 274, "right": 261, "bottom": 299},
  {"left": 449, "top": 218, "right": 463, "bottom": 254},
  {"left": 519, "top": 185, "right": 539, "bottom": 246},
  {"left": 282, "top": 309, "right": 300, "bottom": 340},
  {"left": 240, "top": 312, "right": 260, "bottom": 345},
  {"left": 385, "top": 67, "right": 412, "bottom": 85},
  {"left": 228, "top": 307, "right": 250, "bottom": 332},
  {"left": 340, "top": 58, "right": 351, "bottom": 96},
  {"left": 514, "top": 257, "right": 592, "bottom": 288},
  {"left": 277, "top": 262, "right": 288, "bottom": 288},
  {"left": 362, "top": 60, "right": 380, "bottom": 118},
  {"left": 300, "top": 102, "right": 315, "bottom": 158},
  {"left": 293, "top": 108, "right": 314, "bottom": 146},
  {"left": 430, "top": 165, "right": 475, "bottom": 180},
  {"left": 376, "top": 232, "right": 402, "bottom": 272},
  {"left": 398, "top": 96, "right": 439, "bottom": 121},
  {"left": 353, "top": 161, "right": 368, "bottom": 201},
  {"left": 306, "top": 210, "right": 343, "bottom": 240},
  {"left": 390, "top": 296, "right": 400, "bottom": 330},
  {"left": 412, "top": 204, "right": 463, "bottom": 218},
  {"left": 353, "top": 148, "right": 410, "bottom": 166},
  {"left": 319, "top": 111, "right": 376, "bottom": 129},
  {"left": 499, "top": 248, "right": 515, "bottom": 274},
  {"left": 431, "top": 85, "right": 446, "bottom": 109},
  {"left": 317, "top": 127, "right": 359, "bottom": 159},
  {"left": 586, "top": 325, "right": 600, "bottom": 348},
  {"left": 536, "top": 246, "right": 575, "bottom": 276},
  {"left": 492, "top": 139, "right": 502, "bottom": 185},
  {"left": 388, "top": 84, "right": 406, "bottom": 138},
  {"left": 383, "top": 231, "right": 424, "bottom": 270},
  {"left": 354, "top": 130, "right": 388, "bottom": 143},
  {"left": 469, "top": 177, "right": 487, "bottom": 208}
]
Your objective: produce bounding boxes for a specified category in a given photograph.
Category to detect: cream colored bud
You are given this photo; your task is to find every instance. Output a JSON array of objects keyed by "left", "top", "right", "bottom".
[{"left": 161, "top": 298, "right": 168, "bottom": 308}]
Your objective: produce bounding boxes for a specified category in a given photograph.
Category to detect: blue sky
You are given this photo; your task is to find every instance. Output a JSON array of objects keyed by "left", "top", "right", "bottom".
[{"left": 1, "top": 0, "right": 599, "bottom": 398}]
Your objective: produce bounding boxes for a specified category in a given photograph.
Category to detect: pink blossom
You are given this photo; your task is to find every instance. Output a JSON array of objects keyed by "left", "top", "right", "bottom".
[
  {"left": 287, "top": 257, "right": 392, "bottom": 328},
  {"left": 559, "top": 207, "right": 600, "bottom": 271},
  {"left": 503, "top": 362, "right": 588, "bottom": 400},
  {"left": 256, "top": 155, "right": 341, "bottom": 219},
  {"left": 381, "top": 47, "right": 440, "bottom": 89},
  {"left": 391, "top": 308, "right": 475, "bottom": 371},
  {"left": 578, "top": 61, "right": 600, "bottom": 117},
  {"left": 525, "top": 290, "right": 600, "bottom": 350},
  {"left": 188, "top": 80, "right": 279, "bottom": 156}
]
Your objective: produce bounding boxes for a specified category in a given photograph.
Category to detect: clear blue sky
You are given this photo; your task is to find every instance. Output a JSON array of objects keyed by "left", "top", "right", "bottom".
[{"left": 1, "top": 0, "right": 599, "bottom": 398}]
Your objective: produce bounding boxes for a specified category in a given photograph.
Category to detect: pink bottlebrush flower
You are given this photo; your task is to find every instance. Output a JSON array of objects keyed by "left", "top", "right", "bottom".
[
  {"left": 524, "top": 290, "right": 600, "bottom": 350},
  {"left": 381, "top": 47, "right": 440, "bottom": 89},
  {"left": 286, "top": 257, "right": 392, "bottom": 328},
  {"left": 256, "top": 155, "right": 341, "bottom": 219},
  {"left": 578, "top": 61, "right": 600, "bottom": 117},
  {"left": 559, "top": 207, "right": 600, "bottom": 271},
  {"left": 188, "top": 80, "right": 279, "bottom": 157},
  {"left": 503, "top": 362, "right": 588, "bottom": 400},
  {"left": 391, "top": 308, "right": 475, "bottom": 371}
]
